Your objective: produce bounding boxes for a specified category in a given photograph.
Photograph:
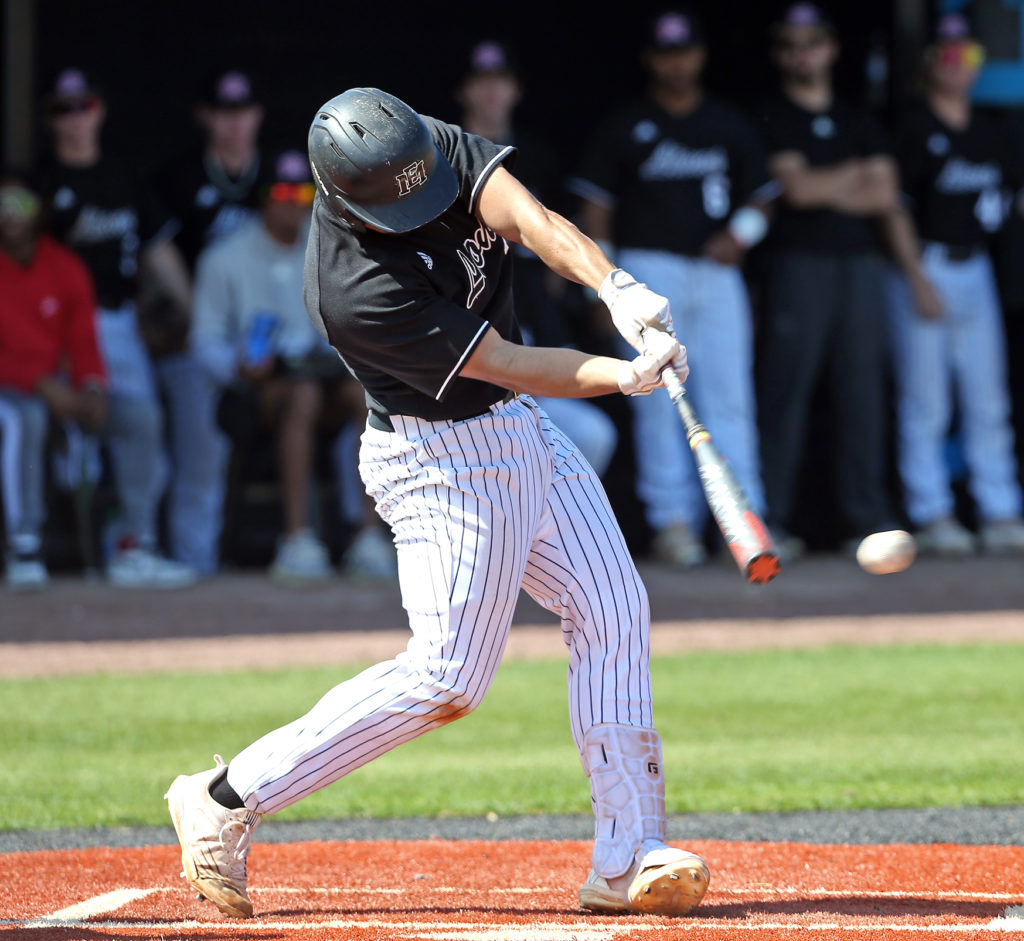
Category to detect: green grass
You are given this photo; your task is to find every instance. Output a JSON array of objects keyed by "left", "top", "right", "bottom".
[{"left": 2, "top": 644, "right": 1023, "bottom": 830}]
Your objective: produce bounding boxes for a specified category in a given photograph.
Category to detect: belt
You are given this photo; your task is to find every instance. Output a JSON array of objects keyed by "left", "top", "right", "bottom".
[
  {"left": 925, "top": 242, "right": 984, "bottom": 263},
  {"left": 368, "top": 390, "right": 517, "bottom": 433}
]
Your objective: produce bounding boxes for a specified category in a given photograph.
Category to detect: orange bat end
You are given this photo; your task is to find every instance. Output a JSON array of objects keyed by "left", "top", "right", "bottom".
[{"left": 745, "top": 551, "right": 781, "bottom": 585}]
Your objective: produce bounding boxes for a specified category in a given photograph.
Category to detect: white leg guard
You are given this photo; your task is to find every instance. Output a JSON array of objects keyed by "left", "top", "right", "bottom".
[{"left": 581, "top": 723, "right": 666, "bottom": 879}]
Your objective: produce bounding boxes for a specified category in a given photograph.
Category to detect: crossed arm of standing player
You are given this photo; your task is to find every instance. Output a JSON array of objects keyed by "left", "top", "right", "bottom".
[{"left": 461, "top": 167, "right": 687, "bottom": 399}]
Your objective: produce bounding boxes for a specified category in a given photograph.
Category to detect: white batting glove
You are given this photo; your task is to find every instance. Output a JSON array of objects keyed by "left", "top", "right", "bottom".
[
  {"left": 598, "top": 268, "right": 675, "bottom": 354},
  {"left": 617, "top": 330, "right": 681, "bottom": 396}
]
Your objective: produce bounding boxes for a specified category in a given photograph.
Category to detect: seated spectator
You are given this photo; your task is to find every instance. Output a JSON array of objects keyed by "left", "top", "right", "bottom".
[
  {"left": 882, "top": 14, "right": 1024, "bottom": 556},
  {"left": 151, "top": 67, "right": 270, "bottom": 574},
  {"left": 36, "top": 68, "right": 196, "bottom": 588},
  {"left": 191, "top": 151, "right": 396, "bottom": 583},
  {"left": 0, "top": 172, "right": 106, "bottom": 589}
]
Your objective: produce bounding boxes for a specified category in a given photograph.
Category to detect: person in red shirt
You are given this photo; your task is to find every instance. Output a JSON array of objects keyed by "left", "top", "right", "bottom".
[{"left": 0, "top": 171, "right": 106, "bottom": 588}]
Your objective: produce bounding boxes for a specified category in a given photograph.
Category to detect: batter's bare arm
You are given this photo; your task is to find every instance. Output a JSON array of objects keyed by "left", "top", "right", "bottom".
[
  {"left": 476, "top": 166, "right": 614, "bottom": 292},
  {"left": 476, "top": 168, "right": 682, "bottom": 361},
  {"left": 462, "top": 326, "right": 680, "bottom": 400}
]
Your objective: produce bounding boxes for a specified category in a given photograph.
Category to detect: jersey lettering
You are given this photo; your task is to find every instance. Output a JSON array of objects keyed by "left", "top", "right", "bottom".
[
  {"left": 457, "top": 222, "right": 500, "bottom": 308},
  {"left": 638, "top": 141, "right": 728, "bottom": 183},
  {"left": 935, "top": 157, "right": 1002, "bottom": 195}
]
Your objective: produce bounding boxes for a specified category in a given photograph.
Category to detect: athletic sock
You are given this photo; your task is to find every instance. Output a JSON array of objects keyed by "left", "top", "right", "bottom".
[{"left": 209, "top": 769, "right": 246, "bottom": 809}]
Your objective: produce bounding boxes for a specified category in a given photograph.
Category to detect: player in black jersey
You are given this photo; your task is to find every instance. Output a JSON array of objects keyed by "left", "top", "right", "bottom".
[
  {"left": 456, "top": 40, "right": 618, "bottom": 478},
  {"left": 151, "top": 69, "right": 270, "bottom": 574},
  {"left": 573, "top": 9, "right": 772, "bottom": 569},
  {"left": 882, "top": 14, "right": 1024, "bottom": 556},
  {"left": 756, "top": 2, "right": 902, "bottom": 557},
  {"left": 165, "top": 87, "right": 712, "bottom": 921},
  {"left": 36, "top": 68, "right": 196, "bottom": 588}
]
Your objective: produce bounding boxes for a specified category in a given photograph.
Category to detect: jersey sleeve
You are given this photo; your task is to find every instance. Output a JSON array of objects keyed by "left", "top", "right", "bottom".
[
  {"left": 191, "top": 239, "right": 240, "bottom": 385},
  {"left": 729, "top": 111, "right": 779, "bottom": 204},
  {"left": 567, "top": 114, "right": 623, "bottom": 209},
  {"left": 428, "top": 118, "right": 517, "bottom": 216},
  {"left": 893, "top": 112, "right": 927, "bottom": 210}
]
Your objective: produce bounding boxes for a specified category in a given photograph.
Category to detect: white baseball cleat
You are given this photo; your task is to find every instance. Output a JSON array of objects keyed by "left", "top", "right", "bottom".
[
  {"left": 165, "top": 755, "right": 261, "bottom": 918},
  {"left": 579, "top": 839, "right": 710, "bottom": 916}
]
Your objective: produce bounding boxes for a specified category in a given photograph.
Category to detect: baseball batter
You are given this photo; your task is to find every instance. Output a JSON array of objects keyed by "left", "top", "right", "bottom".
[{"left": 166, "top": 88, "right": 709, "bottom": 919}]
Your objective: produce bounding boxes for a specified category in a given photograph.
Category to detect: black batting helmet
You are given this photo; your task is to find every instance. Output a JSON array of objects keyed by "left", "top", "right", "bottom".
[{"left": 308, "top": 88, "right": 459, "bottom": 233}]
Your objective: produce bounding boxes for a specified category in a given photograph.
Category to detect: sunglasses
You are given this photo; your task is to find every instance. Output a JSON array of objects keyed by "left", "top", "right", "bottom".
[
  {"left": 937, "top": 41, "right": 985, "bottom": 69},
  {"left": 0, "top": 186, "right": 41, "bottom": 221},
  {"left": 267, "top": 182, "right": 316, "bottom": 205},
  {"left": 48, "top": 96, "right": 100, "bottom": 117}
]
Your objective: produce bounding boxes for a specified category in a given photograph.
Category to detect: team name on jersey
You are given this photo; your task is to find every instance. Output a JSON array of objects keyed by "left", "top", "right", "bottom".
[
  {"left": 639, "top": 141, "right": 728, "bottom": 182},
  {"left": 457, "top": 222, "right": 502, "bottom": 308},
  {"left": 66, "top": 205, "right": 137, "bottom": 246},
  {"left": 935, "top": 156, "right": 1002, "bottom": 195},
  {"left": 204, "top": 204, "right": 258, "bottom": 246}
]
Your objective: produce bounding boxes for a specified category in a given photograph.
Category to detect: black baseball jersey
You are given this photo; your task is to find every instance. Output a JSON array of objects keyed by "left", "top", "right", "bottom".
[
  {"left": 304, "top": 118, "right": 521, "bottom": 421},
  {"left": 760, "top": 95, "right": 890, "bottom": 253},
  {"left": 153, "top": 152, "right": 268, "bottom": 271},
  {"left": 896, "top": 101, "right": 1020, "bottom": 247},
  {"left": 570, "top": 96, "right": 776, "bottom": 256},
  {"left": 35, "top": 156, "right": 173, "bottom": 310}
]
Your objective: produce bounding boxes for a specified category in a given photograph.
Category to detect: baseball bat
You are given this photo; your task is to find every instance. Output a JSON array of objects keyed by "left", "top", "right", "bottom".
[{"left": 661, "top": 367, "right": 780, "bottom": 585}]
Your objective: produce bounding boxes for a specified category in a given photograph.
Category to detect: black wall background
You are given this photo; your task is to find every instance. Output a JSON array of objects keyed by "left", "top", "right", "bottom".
[{"left": 27, "top": 0, "right": 892, "bottom": 172}]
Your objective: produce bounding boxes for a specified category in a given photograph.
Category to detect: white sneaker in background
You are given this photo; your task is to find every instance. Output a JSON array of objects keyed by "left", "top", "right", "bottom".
[
  {"left": 342, "top": 526, "right": 397, "bottom": 581},
  {"left": 4, "top": 554, "right": 50, "bottom": 591},
  {"left": 914, "top": 517, "right": 976, "bottom": 558},
  {"left": 979, "top": 518, "right": 1024, "bottom": 556},
  {"left": 651, "top": 524, "right": 707, "bottom": 568},
  {"left": 108, "top": 547, "right": 199, "bottom": 589},
  {"left": 269, "top": 528, "right": 332, "bottom": 584}
]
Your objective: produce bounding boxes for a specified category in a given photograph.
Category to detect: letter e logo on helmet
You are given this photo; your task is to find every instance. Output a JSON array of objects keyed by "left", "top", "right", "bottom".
[{"left": 396, "top": 160, "right": 428, "bottom": 197}]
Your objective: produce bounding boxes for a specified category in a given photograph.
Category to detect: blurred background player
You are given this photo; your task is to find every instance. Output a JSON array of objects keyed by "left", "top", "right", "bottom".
[
  {"left": 0, "top": 171, "right": 106, "bottom": 589},
  {"left": 455, "top": 40, "right": 618, "bottom": 477},
  {"left": 756, "top": 3, "right": 901, "bottom": 558},
  {"left": 882, "top": 14, "right": 1024, "bottom": 557},
  {"left": 35, "top": 69, "right": 197, "bottom": 588},
  {"left": 572, "top": 9, "right": 771, "bottom": 567},
  {"left": 153, "top": 68, "right": 268, "bottom": 575},
  {"left": 191, "top": 151, "right": 396, "bottom": 582}
]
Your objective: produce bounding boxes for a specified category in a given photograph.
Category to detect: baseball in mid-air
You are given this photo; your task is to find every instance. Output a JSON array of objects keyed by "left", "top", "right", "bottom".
[{"left": 855, "top": 530, "right": 917, "bottom": 575}]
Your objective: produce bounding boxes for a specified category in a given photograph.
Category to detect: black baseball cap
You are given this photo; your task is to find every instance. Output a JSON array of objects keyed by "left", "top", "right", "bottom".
[
  {"left": 200, "top": 69, "right": 260, "bottom": 109},
  {"left": 646, "top": 10, "right": 706, "bottom": 50},
  {"left": 932, "top": 12, "right": 976, "bottom": 44},
  {"left": 772, "top": 2, "right": 837, "bottom": 37},
  {"left": 269, "top": 149, "right": 312, "bottom": 185},
  {"left": 43, "top": 68, "right": 102, "bottom": 113},
  {"left": 462, "top": 40, "right": 520, "bottom": 80}
]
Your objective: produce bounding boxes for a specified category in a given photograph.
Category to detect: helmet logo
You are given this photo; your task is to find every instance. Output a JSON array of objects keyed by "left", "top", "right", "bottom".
[{"left": 395, "top": 160, "right": 428, "bottom": 197}]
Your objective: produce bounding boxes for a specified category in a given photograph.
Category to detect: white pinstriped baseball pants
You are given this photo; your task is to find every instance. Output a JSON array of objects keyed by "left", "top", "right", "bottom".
[{"left": 228, "top": 394, "right": 653, "bottom": 815}]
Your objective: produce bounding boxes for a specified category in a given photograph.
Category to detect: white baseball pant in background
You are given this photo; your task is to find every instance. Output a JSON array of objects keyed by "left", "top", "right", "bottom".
[
  {"left": 887, "top": 248, "right": 1023, "bottom": 526},
  {"left": 615, "top": 248, "right": 765, "bottom": 533}
]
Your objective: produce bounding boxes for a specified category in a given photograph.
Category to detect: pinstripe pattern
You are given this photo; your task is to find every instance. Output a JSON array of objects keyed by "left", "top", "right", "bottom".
[{"left": 228, "top": 395, "right": 651, "bottom": 815}]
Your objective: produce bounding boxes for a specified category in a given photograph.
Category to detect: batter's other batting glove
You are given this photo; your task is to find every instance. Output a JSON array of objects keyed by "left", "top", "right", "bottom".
[
  {"left": 599, "top": 268, "right": 676, "bottom": 355},
  {"left": 618, "top": 330, "right": 686, "bottom": 396}
]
